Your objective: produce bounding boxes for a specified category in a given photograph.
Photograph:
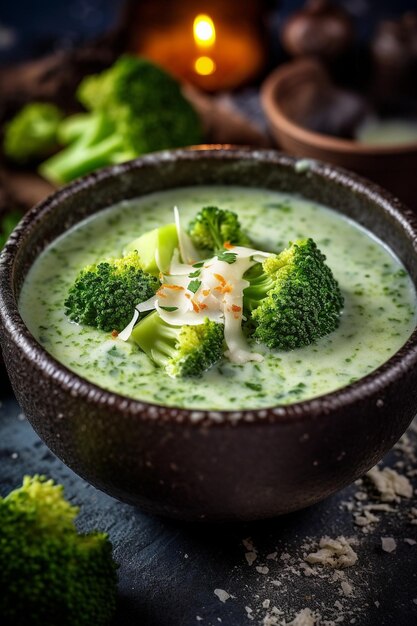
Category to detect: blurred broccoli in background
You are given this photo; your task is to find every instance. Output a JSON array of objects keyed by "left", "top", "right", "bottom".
[
  {"left": 0, "top": 475, "right": 118, "bottom": 626},
  {"left": 0, "top": 211, "right": 22, "bottom": 249},
  {"left": 40, "top": 55, "right": 203, "bottom": 184},
  {"left": 3, "top": 103, "right": 63, "bottom": 165}
]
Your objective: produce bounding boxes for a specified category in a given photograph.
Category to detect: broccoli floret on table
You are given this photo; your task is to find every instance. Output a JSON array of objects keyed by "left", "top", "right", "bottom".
[
  {"left": 0, "top": 475, "right": 117, "bottom": 626},
  {"left": 132, "top": 311, "right": 224, "bottom": 378},
  {"left": 40, "top": 55, "right": 203, "bottom": 184},
  {"left": 244, "top": 238, "right": 344, "bottom": 350},
  {"left": 187, "top": 205, "right": 252, "bottom": 253},
  {"left": 65, "top": 250, "right": 159, "bottom": 332},
  {"left": 3, "top": 102, "right": 63, "bottom": 164}
]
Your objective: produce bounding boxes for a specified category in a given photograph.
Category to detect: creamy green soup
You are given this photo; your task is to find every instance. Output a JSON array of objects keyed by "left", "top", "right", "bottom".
[{"left": 19, "top": 186, "right": 417, "bottom": 410}]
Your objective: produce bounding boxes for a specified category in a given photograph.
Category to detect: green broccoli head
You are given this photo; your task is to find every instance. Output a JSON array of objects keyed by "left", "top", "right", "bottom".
[
  {"left": 3, "top": 102, "right": 63, "bottom": 164},
  {"left": 131, "top": 311, "right": 224, "bottom": 378},
  {"left": 244, "top": 238, "right": 344, "bottom": 350},
  {"left": 187, "top": 206, "right": 252, "bottom": 252},
  {"left": 65, "top": 250, "right": 159, "bottom": 332},
  {"left": 40, "top": 56, "right": 203, "bottom": 184},
  {"left": 0, "top": 210, "right": 22, "bottom": 249},
  {"left": 0, "top": 475, "right": 117, "bottom": 626}
]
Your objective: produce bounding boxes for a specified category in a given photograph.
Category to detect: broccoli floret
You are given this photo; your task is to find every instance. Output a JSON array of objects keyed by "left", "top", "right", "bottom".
[
  {"left": 0, "top": 211, "right": 22, "bottom": 249},
  {"left": 187, "top": 206, "right": 252, "bottom": 252},
  {"left": 40, "top": 56, "right": 202, "bottom": 184},
  {"left": 3, "top": 102, "right": 63, "bottom": 164},
  {"left": 65, "top": 250, "right": 159, "bottom": 332},
  {"left": 0, "top": 475, "right": 117, "bottom": 626},
  {"left": 244, "top": 238, "right": 344, "bottom": 350},
  {"left": 131, "top": 311, "right": 224, "bottom": 377}
]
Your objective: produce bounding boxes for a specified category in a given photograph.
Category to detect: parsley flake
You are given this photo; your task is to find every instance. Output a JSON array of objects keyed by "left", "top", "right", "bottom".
[
  {"left": 216, "top": 251, "right": 237, "bottom": 264},
  {"left": 188, "top": 269, "right": 201, "bottom": 278},
  {"left": 159, "top": 306, "right": 179, "bottom": 312},
  {"left": 188, "top": 279, "right": 202, "bottom": 294}
]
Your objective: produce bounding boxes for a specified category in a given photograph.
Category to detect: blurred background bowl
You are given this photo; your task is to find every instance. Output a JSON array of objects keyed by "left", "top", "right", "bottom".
[{"left": 261, "top": 58, "right": 417, "bottom": 209}]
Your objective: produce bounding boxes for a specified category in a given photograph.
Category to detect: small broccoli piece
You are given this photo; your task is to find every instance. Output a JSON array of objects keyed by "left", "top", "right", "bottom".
[
  {"left": 40, "top": 56, "right": 202, "bottom": 184},
  {"left": 244, "top": 238, "right": 344, "bottom": 350},
  {"left": 3, "top": 102, "right": 63, "bottom": 164},
  {"left": 0, "top": 210, "right": 22, "bottom": 249},
  {"left": 131, "top": 311, "right": 224, "bottom": 378},
  {"left": 65, "top": 250, "right": 159, "bottom": 332},
  {"left": 0, "top": 475, "right": 117, "bottom": 626},
  {"left": 187, "top": 206, "right": 252, "bottom": 252}
]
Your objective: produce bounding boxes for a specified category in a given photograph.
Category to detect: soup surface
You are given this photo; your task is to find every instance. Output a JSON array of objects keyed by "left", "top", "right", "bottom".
[{"left": 19, "top": 186, "right": 417, "bottom": 410}]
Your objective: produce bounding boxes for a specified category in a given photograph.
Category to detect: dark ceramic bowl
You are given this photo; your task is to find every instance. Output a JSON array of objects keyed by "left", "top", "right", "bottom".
[{"left": 1, "top": 147, "right": 417, "bottom": 522}]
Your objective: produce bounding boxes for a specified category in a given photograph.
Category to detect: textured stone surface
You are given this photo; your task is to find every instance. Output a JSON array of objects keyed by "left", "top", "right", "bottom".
[{"left": 1, "top": 375, "right": 417, "bottom": 625}]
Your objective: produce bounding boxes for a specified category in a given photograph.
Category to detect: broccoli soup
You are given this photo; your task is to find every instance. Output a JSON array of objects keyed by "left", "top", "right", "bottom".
[{"left": 19, "top": 186, "right": 417, "bottom": 410}]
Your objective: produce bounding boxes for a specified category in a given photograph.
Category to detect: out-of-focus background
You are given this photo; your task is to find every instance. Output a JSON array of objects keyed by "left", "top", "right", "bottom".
[{"left": 1, "top": 0, "right": 417, "bottom": 244}]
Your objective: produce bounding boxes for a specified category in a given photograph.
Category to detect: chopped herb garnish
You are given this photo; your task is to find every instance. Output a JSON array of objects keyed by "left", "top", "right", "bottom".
[
  {"left": 188, "top": 269, "right": 201, "bottom": 278},
  {"left": 159, "top": 306, "right": 179, "bottom": 312},
  {"left": 216, "top": 251, "right": 237, "bottom": 264},
  {"left": 188, "top": 279, "right": 202, "bottom": 293},
  {"left": 245, "top": 382, "right": 263, "bottom": 392},
  {"left": 192, "top": 261, "right": 205, "bottom": 268}
]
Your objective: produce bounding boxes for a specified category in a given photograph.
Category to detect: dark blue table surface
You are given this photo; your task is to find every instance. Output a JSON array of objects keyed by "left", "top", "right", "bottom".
[{"left": 1, "top": 371, "right": 417, "bottom": 626}]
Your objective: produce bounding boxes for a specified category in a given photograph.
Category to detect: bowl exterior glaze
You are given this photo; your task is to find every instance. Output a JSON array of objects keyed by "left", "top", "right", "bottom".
[{"left": 2, "top": 147, "right": 417, "bottom": 521}]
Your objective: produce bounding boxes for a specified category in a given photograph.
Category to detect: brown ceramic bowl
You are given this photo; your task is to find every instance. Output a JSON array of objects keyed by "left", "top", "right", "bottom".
[
  {"left": 261, "top": 59, "right": 417, "bottom": 210},
  {"left": 1, "top": 147, "right": 417, "bottom": 522}
]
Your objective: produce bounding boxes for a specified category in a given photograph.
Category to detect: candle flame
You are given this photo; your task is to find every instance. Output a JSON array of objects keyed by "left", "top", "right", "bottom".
[
  {"left": 193, "top": 14, "right": 216, "bottom": 47},
  {"left": 194, "top": 56, "right": 216, "bottom": 76}
]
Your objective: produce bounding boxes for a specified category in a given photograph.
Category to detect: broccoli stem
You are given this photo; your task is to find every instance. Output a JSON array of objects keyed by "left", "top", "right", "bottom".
[
  {"left": 132, "top": 311, "right": 180, "bottom": 367},
  {"left": 243, "top": 264, "right": 275, "bottom": 312},
  {"left": 40, "top": 130, "right": 127, "bottom": 184},
  {"left": 40, "top": 112, "right": 129, "bottom": 184},
  {"left": 58, "top": 113, "right": 93, "bottom": 145}
]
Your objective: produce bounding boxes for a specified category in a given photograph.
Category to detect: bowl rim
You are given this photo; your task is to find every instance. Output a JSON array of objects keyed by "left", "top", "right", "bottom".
[
  {"left": 2, "top": 145, "right": 417, "bottom": 426},
  {"left": 261, "top": 59, "right": 417, "bottom": 156}
]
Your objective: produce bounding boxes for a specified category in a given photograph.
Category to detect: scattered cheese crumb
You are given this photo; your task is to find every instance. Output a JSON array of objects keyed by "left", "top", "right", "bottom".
[
  {"left": 404, "top": 538, "right": 417, "bottom": 545},
  {"left": 287, "top": 607, "right": 316, "bottom": 626},
  {"left": 243, "top": 538, "right": 256, "bottom": 552},
  {"left": 341, "top": 580, "right": 353, "bottom": 596},
  {"left": 214, "top": 589, "right": 230, "bottom": 603},
  {"left": 354, "top": 509, "right": 379, "bottom": 527},
  {"left": 381, "top": 537, "right": 397, "bottom": 553},
  {"left": 256, "top": 565, "right": 270, "bottom": 575},
  {"left": 305, "top": 537, "right": 358, "bottom": 569},
  {"left": 366, "top": 467, "right": 413, "bottom": 501}
]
